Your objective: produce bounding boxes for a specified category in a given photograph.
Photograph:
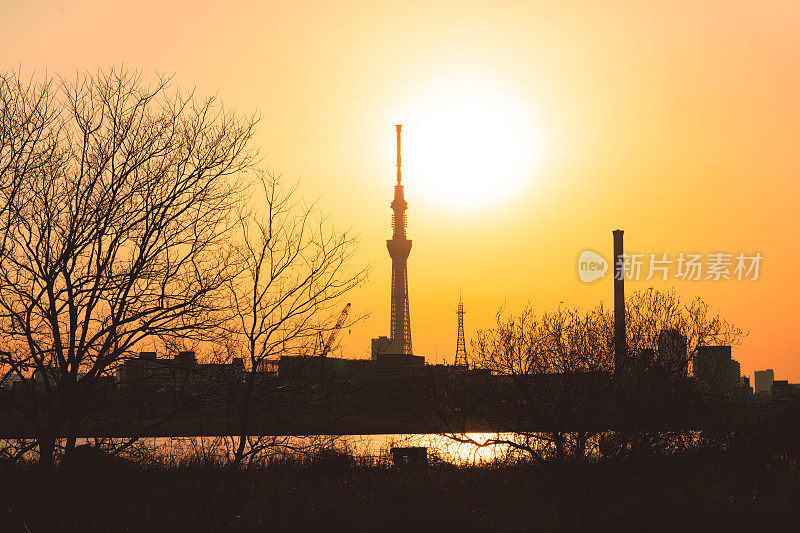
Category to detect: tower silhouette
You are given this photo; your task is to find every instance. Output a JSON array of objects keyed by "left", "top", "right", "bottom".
[
  {"left": 455, "top": 296, "right": 467, "bottom": 366},
  {"left": 387, "top": 125, "right": 412, "bottom": 355}
]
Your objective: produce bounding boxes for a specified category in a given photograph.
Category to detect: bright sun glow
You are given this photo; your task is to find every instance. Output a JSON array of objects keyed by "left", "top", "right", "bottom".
[{"left": 401, "top": 78, "right": 544, "bottom": 213}]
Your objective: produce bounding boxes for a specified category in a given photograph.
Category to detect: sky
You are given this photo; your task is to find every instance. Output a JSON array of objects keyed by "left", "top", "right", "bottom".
[{"left": 2, "top": 0, "right": 799, "bottom": 380}]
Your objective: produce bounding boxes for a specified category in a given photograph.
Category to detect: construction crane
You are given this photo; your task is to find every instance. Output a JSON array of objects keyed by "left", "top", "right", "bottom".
[{"left": 320, "top": 303, "right": 351, "bottom": 357}]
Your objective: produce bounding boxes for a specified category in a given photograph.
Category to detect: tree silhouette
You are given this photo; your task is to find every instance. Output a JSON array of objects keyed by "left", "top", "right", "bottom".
[
  {"left": 221, "top": 172, "right": 367, "bottom": 470},
  {"left": 442, "top": 288, "right": 745, "bottom": 463},
  {"left": 0, "top": 68, "right": 257, "bottom": 471}
]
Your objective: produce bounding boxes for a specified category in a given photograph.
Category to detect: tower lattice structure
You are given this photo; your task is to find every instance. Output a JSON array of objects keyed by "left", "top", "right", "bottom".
[
  {"left": 387, "top": 125, "right": 413, "bottom": 355},
  {"left": 455, "top": 297, "right": 468, "bottom": 366}
]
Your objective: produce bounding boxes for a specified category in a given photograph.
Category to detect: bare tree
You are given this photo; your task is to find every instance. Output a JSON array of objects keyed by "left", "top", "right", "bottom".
[
  {"left": 625, "top": 287, "right": 745, "bottom": 379},
  {"left": 443, "top": 288, "right": 745, "bottom": 463},
  {"left": 0, "top": 71, "right": 63, "bottom": 289},
  {"left": 457, "top": 303, "right": 611, "bottom": 463},
  {"left": 0, "top": 68, "right": 257, "bottom": 470},
  {"left": 221, "top": 173, "right": 368, "bottom": 469}
]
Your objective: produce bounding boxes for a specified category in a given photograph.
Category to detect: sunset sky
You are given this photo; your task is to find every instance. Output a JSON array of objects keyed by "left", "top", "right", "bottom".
[{"left": 3, "top": 0, "right": 799, "bottom": 380}]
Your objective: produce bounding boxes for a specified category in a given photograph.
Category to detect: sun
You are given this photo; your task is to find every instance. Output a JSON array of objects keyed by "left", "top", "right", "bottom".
[{"left": 399, "top": 77, "right": 544, "bottom": 213}]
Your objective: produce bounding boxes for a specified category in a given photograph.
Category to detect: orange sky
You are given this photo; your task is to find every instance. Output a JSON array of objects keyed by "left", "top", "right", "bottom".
[{"left": 3, "top": 0, "right": 799, "bottom": 380}]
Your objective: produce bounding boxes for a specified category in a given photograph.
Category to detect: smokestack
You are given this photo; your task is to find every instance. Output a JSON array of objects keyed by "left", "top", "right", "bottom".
[{"left": 613, "top": 229, "right": 627, "bottom": 373}]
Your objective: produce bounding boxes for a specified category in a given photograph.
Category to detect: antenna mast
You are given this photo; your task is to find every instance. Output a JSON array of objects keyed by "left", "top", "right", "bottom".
[{"left": 396, "top": 124, "right": 402, "bottom": 185}]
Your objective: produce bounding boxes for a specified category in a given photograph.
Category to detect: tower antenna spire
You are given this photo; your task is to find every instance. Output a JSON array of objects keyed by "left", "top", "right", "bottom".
[{"left": 395, "top": 124, "right": 402, "bottom": 185}]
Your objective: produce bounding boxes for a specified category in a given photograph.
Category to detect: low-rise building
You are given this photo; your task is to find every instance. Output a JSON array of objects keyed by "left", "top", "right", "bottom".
[
  {"left": 693, "top": 345, "right": 739, "bottom": 398},
  {"left": 754, "top": 369, "right": 774, "bottom": 395}
]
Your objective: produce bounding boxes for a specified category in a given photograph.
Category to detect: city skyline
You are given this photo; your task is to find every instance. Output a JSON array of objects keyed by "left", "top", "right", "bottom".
[{"left": 2, "top": 1, "right": 798, "bottom": 380}]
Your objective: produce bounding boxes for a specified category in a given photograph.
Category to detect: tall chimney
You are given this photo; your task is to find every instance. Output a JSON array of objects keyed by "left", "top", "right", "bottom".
[{"left": 613, "top": 229, "right": 627, "bottom": 373}]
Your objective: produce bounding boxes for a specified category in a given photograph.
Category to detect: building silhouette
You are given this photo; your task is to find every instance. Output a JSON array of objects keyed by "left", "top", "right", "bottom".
[
  {"left": 118, "top": 350, "right": 245, "bottom": 396},
  {"left": 754, "top": 369, "right": 774, "bottom": 395},
  {"left": 694, "top": 345, "right": 740, "bottom": 398},
  {"left": 371, "top": 336, "right": 391, "bottom": 359},
  {"left": 740, "top": 375, "right": 752, "bottom": 396},
  {"left": 769, "top": 379, "right": 800, "bottom": 401},
  {"left": 657, "top": 329, "right": 689, "bottom": 377}
]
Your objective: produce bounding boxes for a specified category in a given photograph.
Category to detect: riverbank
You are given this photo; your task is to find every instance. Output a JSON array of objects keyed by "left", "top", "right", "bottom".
[{"left": 1, "top": 446, "right": 798, "bottom": 532}]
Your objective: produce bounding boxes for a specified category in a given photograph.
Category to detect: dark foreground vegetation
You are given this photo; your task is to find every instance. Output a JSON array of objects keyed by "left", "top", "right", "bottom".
[{"left": 0, "top": 438, "right": 798, "bottom": 533}]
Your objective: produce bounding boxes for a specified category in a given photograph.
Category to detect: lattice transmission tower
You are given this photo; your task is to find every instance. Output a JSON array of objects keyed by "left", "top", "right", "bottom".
[{"left": 455, "top": 296, "right": 468, "bottom": 366}]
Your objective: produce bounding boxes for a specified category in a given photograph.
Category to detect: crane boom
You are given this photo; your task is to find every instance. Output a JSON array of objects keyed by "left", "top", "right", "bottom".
[{"left": 321, "top": 303, "right": 351, "bottom": 357}]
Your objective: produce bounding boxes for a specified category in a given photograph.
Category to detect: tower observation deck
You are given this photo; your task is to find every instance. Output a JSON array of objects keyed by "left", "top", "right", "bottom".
[{"left": 387, "top": 125, "right": 413, "bottom": 355}]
